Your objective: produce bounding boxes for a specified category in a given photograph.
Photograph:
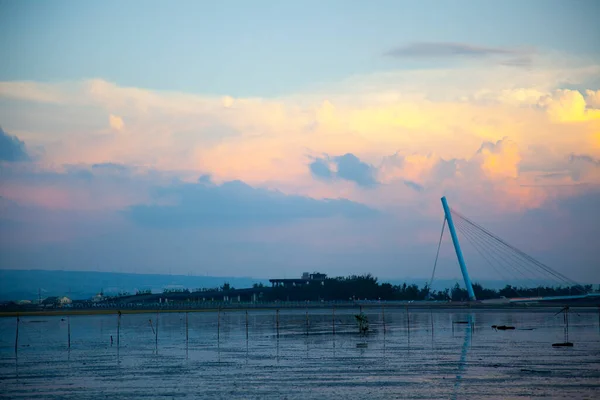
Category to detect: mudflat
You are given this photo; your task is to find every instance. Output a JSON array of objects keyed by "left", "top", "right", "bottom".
[{"left": 1, "top": 309, "right": 599, "bottom": 399}]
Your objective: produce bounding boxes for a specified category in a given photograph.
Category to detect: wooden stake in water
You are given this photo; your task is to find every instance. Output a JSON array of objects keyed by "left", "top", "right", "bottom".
[
  {"left": 305, "top": 311, "right": 309, "bottom": 336},
  {"left": 67, "top": 288, "right": 71, "bottom": 350},
  {"left": 332, "top": 307, "right": 336, "bottom": 336},
  {"left": 15, "top": 315, "right": 19, "bottom": 354},
  {"left": 155, "top": 311, "right": 159, "bottom": 349},
  {"left": 185, "top": 312, "right": 189, "bottom": 347},
  {"left": 117, "top": 311, "right": 121, "bottom": 348},
  {"left": 406, "top": 305, "right": 410, "bottom": 332},
  {"left": 217, "top": 307, "right": 221, "bottom": 341},
  {"left": 382, "top": 304, "right": 386, "bottom": 334},
  {"left": 430, "top": 310, "right": 434, "bottom": 337},
  {"left": 565, "top": 306, "right": 569, "bottom": 343},
  {"left": 245, "top": 310, "right": 249, "bottom": 341},
  {"left": 276, "top": 309, "right": 280, "bottom": 338}
]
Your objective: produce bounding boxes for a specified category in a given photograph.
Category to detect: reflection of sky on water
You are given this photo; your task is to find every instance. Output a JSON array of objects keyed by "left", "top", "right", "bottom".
[
  {"left": 0, "top": 309, "right": 599, "bottom": 399},
  {"left": 453, "top": 314, "right": 473, "bottom": 399}
]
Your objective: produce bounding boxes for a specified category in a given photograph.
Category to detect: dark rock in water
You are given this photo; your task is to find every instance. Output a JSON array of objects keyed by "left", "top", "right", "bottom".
[
  {"left": 454, "top": 321, "right": 469, "bottom": 324},
  {"left": 552, "top": 342, "right": 573, "bottom": 347},
  {"left": 492, "top": 325, "right": 515, "bottom": 330}
]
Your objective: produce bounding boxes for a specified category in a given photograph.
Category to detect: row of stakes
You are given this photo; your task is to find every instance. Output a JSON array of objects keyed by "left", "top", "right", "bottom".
[
  {"left": 13, "top": 305, "right": 408, "bottom": 354},
  {"left": 14, "top": 305, "right": 599, "bottom": 354}
]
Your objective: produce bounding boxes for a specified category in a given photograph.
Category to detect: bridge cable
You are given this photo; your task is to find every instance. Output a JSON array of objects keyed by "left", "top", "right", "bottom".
[
  {"left": 453, "top": 218, "right": 544, "bottom": 297},
  {"left": 454, "top": 218, "right": 539, "bottom": 285},
  {"left": 428, "top": 217, "right": 447, "bottom": 291},
  {"left": 458, "top": 214, "right": 581, "bottom": 289},
  {"left": 451, "top": 209, "right": 583, "bottom": 291},
  {"left": 453, "top": 218, "right": 523, "bottom": 284},
  {"left": 451, "top": 210, "right": 573, "bottom": 285},
  {"left": 453, "top": 212, "right": 577, "bottom": 288},
  {"left": 453, "top": 217, "right": 561, "bottom": 287}
]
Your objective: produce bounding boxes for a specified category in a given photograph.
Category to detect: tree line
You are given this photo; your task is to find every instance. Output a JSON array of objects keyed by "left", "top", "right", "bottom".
[
  {"left": 259, "top": 274, "right": 594, "bottom": 302},
  {"left": 116, "top": 274, "right": 594, "bottom": 302}
]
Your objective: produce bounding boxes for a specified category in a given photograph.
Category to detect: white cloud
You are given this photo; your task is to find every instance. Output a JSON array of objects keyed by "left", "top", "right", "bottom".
[
  {"left": 540, "top": 89, "right": 600, "bottom": 123},
  {"left": 0, "top": 81, "right": 67, "bottom": 104},
  {"left": 109, "top": 114, "right": 124, "bottom": 131},
  {"left": 585, "top": 90, "right": 600, "bottom": 108}
]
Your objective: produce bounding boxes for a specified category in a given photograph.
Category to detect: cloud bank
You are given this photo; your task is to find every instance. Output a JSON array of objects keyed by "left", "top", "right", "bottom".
[
  {"left": 126, "top": 177, "right": 378, "bottom": 229},
  {"left": 1, "top": 49, "right": 599, "bottom": 280},
  {"left": 310, "top": 153, "right": 377, "bottom": 187},
  {"left": 385, "top": 42, "right": 531, "bottom": 58},
  {"left": 0, "top": 127, "right": 30, "bottom": 162}
]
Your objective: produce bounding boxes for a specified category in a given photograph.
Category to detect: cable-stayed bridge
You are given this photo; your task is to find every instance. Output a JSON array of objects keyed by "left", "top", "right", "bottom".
[{"left": 431, "top": 197, "right": 600, "bottom": 304}]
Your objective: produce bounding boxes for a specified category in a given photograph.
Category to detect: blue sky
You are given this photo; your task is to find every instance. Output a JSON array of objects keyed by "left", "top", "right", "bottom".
[
  {"left": 0, "top": 1, "right": 599, "bottom": 283},
  {"left": 2, "top": 0, "right": 599, "bottom": 96}
]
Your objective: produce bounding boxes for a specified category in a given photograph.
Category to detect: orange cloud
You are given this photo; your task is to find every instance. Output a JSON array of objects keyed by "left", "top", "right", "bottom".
[
  {"left": 1, "top": 57, "right": 599, "bottom": 217},
  {"left": 109, "top": 114, "right": 124, "bottom": 131},
  {"left": 477, "top": 138, "right": 521, "bottom": 180}
]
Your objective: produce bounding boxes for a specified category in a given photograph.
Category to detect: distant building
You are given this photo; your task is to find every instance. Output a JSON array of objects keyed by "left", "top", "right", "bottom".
[
  {"left": 42, "top": 296, "right": 72, "bottom": 307},
  {"left": 309, "top": 273, "right": 327, "bottom": 281},
  {"left": 269, "top": 272, "right": 327, "bottom": 288},
  {"left": 42, "top": 296, "right": 59, "bottom": 306},
  {"left": 92, "top": 291, "right": 105, "bottom": 303}
]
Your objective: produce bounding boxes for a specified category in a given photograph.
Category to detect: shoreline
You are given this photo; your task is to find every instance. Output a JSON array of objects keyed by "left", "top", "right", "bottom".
[{"left": 2, "top": 301, "right": 598, "bottom": 317}]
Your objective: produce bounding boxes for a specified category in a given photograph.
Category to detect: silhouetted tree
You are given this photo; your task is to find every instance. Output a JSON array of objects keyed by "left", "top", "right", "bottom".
[{"left": 451, "top": 284, "right": 468, "bottom": 301}]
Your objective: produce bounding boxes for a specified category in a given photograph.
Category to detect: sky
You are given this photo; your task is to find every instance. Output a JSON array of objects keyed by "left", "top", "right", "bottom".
[{"left": 0, "top": 0, "right": 599, "bottom": 284}]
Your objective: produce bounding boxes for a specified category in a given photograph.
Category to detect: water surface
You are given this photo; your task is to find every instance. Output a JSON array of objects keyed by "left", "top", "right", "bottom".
[{"left": 1, "top": 308, "right": 599, "bottom": 399}]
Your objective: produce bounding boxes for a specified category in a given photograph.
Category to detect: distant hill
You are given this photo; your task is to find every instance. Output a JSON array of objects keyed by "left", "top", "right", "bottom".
[
  {"left": 0, "top": 269, "right": 578, "bottom": 302},
  {"left": 384, "top": 278, "right": 560, "bottom": 291},
  {"left": 0, "top": 270, "right": 268, "bottom": 301}
]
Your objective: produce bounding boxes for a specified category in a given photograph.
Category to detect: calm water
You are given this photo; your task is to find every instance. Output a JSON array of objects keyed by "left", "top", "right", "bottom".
[{"left": 1, "top": 308, "right": 599, "bottom": 399}]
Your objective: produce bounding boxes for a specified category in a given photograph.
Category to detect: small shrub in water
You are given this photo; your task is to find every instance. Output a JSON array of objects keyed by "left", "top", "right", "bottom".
[{"left": 355, "top": 313, "right": 369, "bottom": 335}]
